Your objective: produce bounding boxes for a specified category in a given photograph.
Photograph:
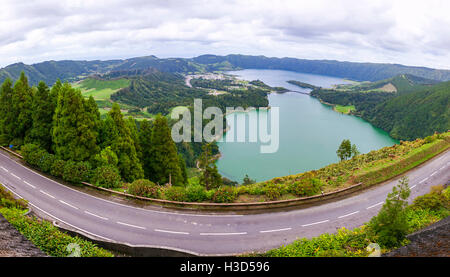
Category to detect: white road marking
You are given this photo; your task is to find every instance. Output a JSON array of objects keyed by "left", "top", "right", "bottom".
[
  {"left": 338, "top": 211, "right": 360, "bottom": 219},
  {"left": 302, "top": 220, "right": 329, "bottom": 227},
  {"left": 260, "top": 228, "right": 292, "bottom": 233},
  {"left": 154, "top": 229, "right": 189, "bottom": 235},
  {"left": 1, "top": 166, "right": 8, "bottom": 172},
  {"left": 23, "top": 181, "right": 36, "bottom": 189},
  {"left": 10, "top": 173, "right": 21, "bottom": 180},
  {"left": 40, "top": 190, "right": 55, "bottom": 199},
  {"left": 84, "top": 211, "right": 108, "bottom": 220},
  {"left": 410, "top": 185, "right": 417, "bottom": 189},
  {"left": 59, "top": 200, "right": 79, "bottom": 210},
  {"left": 0, "top": 152, "right": 243, "bottom": 218},
  {"left": 440, "top": 166, "right": 446, "bottom": 170},
  {"left": 366, "top": 202, "right": 384, "bottom": 209},
  {"left": 430, "top": 171, "right": 438, "bottom": 177},
  {"left": 419, "top": 177, "right": 428, "bottom": 184},
  {"left": 117, "top": 221, "right": 146, "bottom": 230},
  {"left": 200, "top": 232, "right": 247, "bottom": 236}
]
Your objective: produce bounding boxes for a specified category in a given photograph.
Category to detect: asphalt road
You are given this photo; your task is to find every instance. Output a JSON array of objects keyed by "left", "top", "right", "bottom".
[{"left": 0, "top": 149, "right": 449, "bottom": 255}]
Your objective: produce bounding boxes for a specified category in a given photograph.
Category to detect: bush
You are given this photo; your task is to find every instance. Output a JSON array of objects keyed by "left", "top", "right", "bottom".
[
  {"left": 412, "top": 185, "right": 449, "bottom": 211},
  {"left": 91, "top": 165, "right": 122, "bottom": 189},
  {"left": 50, "top": 159, "right": 66, "bottom": 178},
  {"left": 21, "top": 143, "right": 46, "bottom": 167},
  {"left": 0, "top": 208, "right": 113, "bottom": 257},
  {"left": 38, "top": 152, "right": 57, "bottom": 173},
  {"left": 185, "top": 185, "right": 208, "bottom": 202},
  {"left": 212, "top": 186, "right": 237, "bottom": 203},
  {"left": 264, "top": 183, "right": 281, "bottom": 200},
  {"left": 62, "top": 161, "right": 91, "bottom": 183},
  {"left": 164, "top": 186, "right": 187, "bottom": 202},
  {"left": 127, "top": 179, "right": 160, "bottom": 198},
  {"left": 0, "top": 184, "right": 28, "bottom": 209},
  {"left": 289, "top": 178, "right": 322, "bottom": 197}
]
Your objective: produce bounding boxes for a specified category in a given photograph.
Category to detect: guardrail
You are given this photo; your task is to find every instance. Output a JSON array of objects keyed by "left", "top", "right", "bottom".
[{"left": 81, "top": 181, "right": 366, "bottom": 211}]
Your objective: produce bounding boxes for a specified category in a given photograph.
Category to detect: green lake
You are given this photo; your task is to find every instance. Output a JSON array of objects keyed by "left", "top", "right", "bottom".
[{"left": 216, "top": 69, "right": 399, "bottom": 183}]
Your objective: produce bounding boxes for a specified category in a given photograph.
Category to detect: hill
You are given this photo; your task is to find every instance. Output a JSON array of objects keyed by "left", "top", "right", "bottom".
[
  {"left": 2, "top": 55, "right": 450, "bottom": 86},
  {"left": 311, "top": 75, "right": 450, "bottom": 140}
]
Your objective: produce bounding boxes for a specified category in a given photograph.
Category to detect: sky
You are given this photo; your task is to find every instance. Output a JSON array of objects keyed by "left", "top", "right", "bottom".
[{"left": 1, "top": 0, "right": 450, "bottom": 69}]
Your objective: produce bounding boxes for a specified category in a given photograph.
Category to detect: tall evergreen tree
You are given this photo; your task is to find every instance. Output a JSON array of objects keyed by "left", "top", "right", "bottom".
[
  {"left": 178, "top": 154, "right": 188, "bottom": 185},
  {"left": 148, "top": 115, "right": 183, "bottom": 185},
  {"left": 198, "top": 143, "right": 222, "bottom": 190},
  {"left": 125, "top": 117, "right": 142, "bottom": 161},
  {"left": 52, "top": 83, "right": 99, "bottom": 161},
  {"left": 139, "top": 119, "right": 153, "bottom": 179},
  {"left": 0, "top": 78, "right": 14, "bottom": 145},
  {"left": 11, "top": 72, "right": 33, "bottom": 144},
  {"left": 27, "top": 81, "right": 54, "bottom": 151},
  {"left": 102, "top": 103, "right": 144, "bottom": 182}
]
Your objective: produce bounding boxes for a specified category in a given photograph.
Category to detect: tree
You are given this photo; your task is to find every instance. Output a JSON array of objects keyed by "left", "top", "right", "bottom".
[
  {"left": 0, "top": 78, "right": 14, "bottom": 145},
  {"left": 139, "top": 119, "right": 153, "bottom": 179},
  {"left": 27, "top": 81, "right": 54, "bottom": 151},
  {"left": 178, "top": 154, "right": 188, "bottom": 185},
  {"left": 336, "top": 139, "right": 352, "bottom": 161},
  {"left": 52, "top": 83, "right": 99, "bottom": 161},
  {"left": 101, "top": 103, "right": 144, "bottom": 182},
  {"left": 148, "top": 115, "right": 183, "bottom": 185},
  {"left": 198, "top": 143, "right": 222, "bottom": 190},
  {"left": 351, "top": 143, "right": 360, "bottom": 157},
  {"left": 11, "top": 72, "right": 33, "bottom": 145},
  {"left": 242, "top": 174, "right": 256, "bottom": 185},
  {"left": 368, "top": 176, "right": 411, "bottom": 247}
]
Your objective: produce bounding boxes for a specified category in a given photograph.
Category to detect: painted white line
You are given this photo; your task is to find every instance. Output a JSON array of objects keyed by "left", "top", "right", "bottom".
[
  {"left": 410, "top": 185, "right": 417, "bottom": 189},
  {"left": 200, "top": 232, "right": 247, "bottom": 236},
  {"left": 302, "top": 220, "right": 329, "bottom": 227},
  {"left": 260, "top": 228, "right": 292, "bottom": 233},
  {"left": 430, "top": 171, "right": 438, "bottom": 177},
  {"left": 23, "top": 181, "right": 36, "bottom": 189},
  {"left": 0, "top": 151, "right": 243, "bottom": 218},
  {"left": 39, "top": 190, "right": 55, "bottom": 199},
  {"left": 338, "top": 211, "right": 360, "bottom": 219},
  {"left": 59, "top": 200, "right": 79, "bottom": 210},
  {"left": 1, "top": 166, "right": 8, "bottom": 172},
  {"left": 419, "top": 177, "right": 428, "bottom": 184},
  {"left": 29, "top": 203, "right": 113, "bottom": 242},
  {"left": 84, "top": 211, "right": 108, "bottom": 220},
  {"left": 116, "top": 221, "right": 146, "bottom": 230},
  {"left": 10, "top": 173, "right": 21, "bottom": 180},
  {"left": 366, "top": 202, "right": 384, "bottom": 209},
  {"left": 154, "top": 229, "right": 189, "bottom": 235},
  {"left": 440, "top": 166, "right": 446, "bottom": 170}
]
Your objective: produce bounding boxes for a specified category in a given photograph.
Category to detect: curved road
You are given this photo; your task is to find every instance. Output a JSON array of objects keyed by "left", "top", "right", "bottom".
[{"left": 0, "top": 149, "right": 449, "bottom": 255}]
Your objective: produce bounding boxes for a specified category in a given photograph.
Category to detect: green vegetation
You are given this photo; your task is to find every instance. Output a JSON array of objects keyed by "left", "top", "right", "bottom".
[
  {"left": 251, "top": 181, "right": 449, "bottom": 257},
  {"left": 287, "top": 80, "right": 318, "bottom": 90},
  {"left": 311, "top": 74, "right": 449, "bottom": 140},
  {"left": 0, "top": 184, "right": 113, "bottom": 257},
  {"left": 336, "top": 139, "right": 359, "bottom": 161}
]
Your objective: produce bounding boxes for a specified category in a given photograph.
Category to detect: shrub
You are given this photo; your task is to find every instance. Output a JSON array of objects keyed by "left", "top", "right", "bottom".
[
  {"left": 289, "top": 178, "right": 322, "bottom": 197},
  {"left": 212, "top": 186, "right": 237, "bottom": 203},
  {"left": 264, "top": 183, "right": 281, "bottom": 200},
  {"left": 164, "top": 186, "right": 187, "bottom": 202},
  {"left": 91, "top": 165, "right": 122, "bottom": 189},
  {"left": 62, "top": 161, "right": 91, "bottom": 183},
  {"left": 127, "top": 179, "right": 160, "bottom": 198},
  {"left": 185, "top": 185, "right": 208, "bottom": 202},
  {"left": 9, "top": 138, "right": 23, "bottom": 150},
  {"left": 0, "top": 184, "right": 28, "bottom": 209},
  {"left": 21, "top": 143, "right": 46, "bottom": 167},
  {"left": 37, "top": 152, "right": 57, "bottom": 173},
  {"left": 0, "top": 208, "right": 113, "bottom": 257},
  {"left": 50, "top": 159, "right": 66, "bottom": 178},
  {"left": 412, "top": 185, "right": 448, "bottom": 211}
]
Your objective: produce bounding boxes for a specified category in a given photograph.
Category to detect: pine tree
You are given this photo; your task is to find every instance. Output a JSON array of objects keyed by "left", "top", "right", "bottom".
[
  {"left": 0, "top": 78, "right": 14, "bottom": 145},
  {"left": 139, "top": 119, "right": 153, "bottom": 179},
  {"left": 198, "top": 143, "right": 222, "bottom": 190},
  {"left": 102, "top": 103, "right": 144, "bottom": 182},
  {"left": 11, "top": 72, "right": 33, "bottom": 144},
  {"left": 125, "top": 117, "right": 142, "bottom": 161},
  {"left": 52, "top": 83, "right": 99, "bottom": 161},
  {"left": 148, "top": 114, "right": 183, "bottom": 185},
  {"left": 27, "top": 81, "right": 54, "bottom": 151},
  {"left": 178, "top": 154, "right": 188, "bottom": 185}
]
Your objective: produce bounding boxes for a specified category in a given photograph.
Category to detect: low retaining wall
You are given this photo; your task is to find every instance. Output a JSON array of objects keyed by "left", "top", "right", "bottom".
[{"left": 81, "top": 181, "right": 366, "bottom": 211}]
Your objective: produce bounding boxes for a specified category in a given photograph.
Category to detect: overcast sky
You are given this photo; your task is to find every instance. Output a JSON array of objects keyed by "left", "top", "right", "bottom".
[{"left": 1, "top": 0, "right": 449, "bottom": 69}]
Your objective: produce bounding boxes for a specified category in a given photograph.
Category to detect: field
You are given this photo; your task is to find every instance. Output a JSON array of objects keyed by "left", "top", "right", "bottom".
[{"left": 334, "top": 105, "right": 355, "bottom": 114}]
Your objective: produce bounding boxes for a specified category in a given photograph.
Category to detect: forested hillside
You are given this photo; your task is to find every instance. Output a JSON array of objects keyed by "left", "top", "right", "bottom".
[
  {"left": 311, "top": 75, "right": 450, "bottom": 140},
  {"left": 2, "top": 54, "right": 450, "bottom": 86}
]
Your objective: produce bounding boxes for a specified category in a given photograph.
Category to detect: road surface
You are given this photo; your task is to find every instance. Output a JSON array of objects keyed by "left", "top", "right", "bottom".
[{"left": 0, "top": 149, "right": 448, "bottom": 255}]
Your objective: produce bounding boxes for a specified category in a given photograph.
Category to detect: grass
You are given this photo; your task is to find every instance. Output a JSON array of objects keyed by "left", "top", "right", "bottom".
[
  {"left": 334, "top": 105, "right": 355, "bottom": 114},
  {"left": 73, "top": 78, "right": 130, "bottom": 101}
]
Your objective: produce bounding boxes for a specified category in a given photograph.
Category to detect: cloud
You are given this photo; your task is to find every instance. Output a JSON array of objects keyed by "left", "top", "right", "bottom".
[{"left": 0, "top": 0, "right": 449, "bottom": 69}]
